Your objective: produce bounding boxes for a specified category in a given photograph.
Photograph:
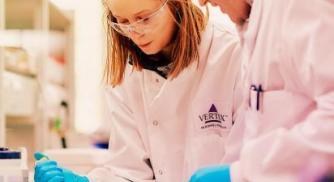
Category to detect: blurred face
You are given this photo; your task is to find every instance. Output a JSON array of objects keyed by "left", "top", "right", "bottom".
[
  {"left": 107, "top": 0, "right": 176, "bottom": 55},
  {"left": 199, "top": 0, "right": 250, "bottom": 25}
]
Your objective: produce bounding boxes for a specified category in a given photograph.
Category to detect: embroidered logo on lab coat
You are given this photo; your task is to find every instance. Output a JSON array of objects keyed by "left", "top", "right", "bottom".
[{"left": 198, "top": 104, "right": 228, "bottom": 130}]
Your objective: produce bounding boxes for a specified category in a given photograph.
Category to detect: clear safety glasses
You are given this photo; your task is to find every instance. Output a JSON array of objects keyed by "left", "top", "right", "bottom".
[{"left": 108, "top": 0, "right": 169, "bottom": 37}]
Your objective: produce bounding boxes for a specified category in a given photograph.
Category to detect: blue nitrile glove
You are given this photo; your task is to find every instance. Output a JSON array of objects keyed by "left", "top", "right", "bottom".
[
  {"left": 189, "top": 165, "right": 231, "bottom": 182},
  {"left": 34, "top": 152, "right": 90, "bottom": 182}
]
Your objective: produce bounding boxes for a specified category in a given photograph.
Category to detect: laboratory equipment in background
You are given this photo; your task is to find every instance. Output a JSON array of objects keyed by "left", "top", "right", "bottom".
[
  {"left": 3, "top": 47, "right": 37, "bottom": 77},
  {"left": 1, "top": 31, "right": 68, "bottom": 167},
  {"left": 50, "top": 100, "right": 69, "bottom": 148},
  {"left": 89, "top": 119, "right": 111, "bottom": 149},
  {"left": 1, "top": 29, "right": 72, "bottom": 160},
  {"left": 3, "top": 42, "right": 38, "bottom": 117},
  {"left": 0, "top": 0, "right": 75, "bottom": 160},
  {"left": 0, "top": 147, "right": 28, "bottom": 182}
]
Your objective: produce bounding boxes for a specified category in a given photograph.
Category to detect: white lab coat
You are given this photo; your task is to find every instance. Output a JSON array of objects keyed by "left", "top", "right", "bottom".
[
  {"left": 87, "top": 22, "right": 243, "bottom": 182},
  {"left": 230, "top": 0, "right": 334, "bottom": 181}
]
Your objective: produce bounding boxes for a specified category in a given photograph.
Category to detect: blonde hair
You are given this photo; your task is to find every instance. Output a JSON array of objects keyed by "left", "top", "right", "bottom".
[{"left": 103, "top": 0, "right": 207, "bottom": 86}]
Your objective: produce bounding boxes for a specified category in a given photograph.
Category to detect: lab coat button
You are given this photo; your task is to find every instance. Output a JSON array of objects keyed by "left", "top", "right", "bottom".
[
  {"left": 153, "top": 120, "right": 159, "bottom": 126},
  {"left": 158, "top": 169, "right": 163, "bottom": 175}
]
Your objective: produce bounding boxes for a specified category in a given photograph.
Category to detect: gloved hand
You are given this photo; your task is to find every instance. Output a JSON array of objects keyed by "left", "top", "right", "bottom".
[
  {"left": 34, "top": 152, "right": 90, "bottom": 182},
  {"left": 189, "top": 165, "right": 231, "bottom": 182}
]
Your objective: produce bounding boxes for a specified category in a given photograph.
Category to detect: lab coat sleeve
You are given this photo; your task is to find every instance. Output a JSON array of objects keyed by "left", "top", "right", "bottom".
[
  {"left": 87, "top": 86, "right": 155, "bottom": 182},
  {"left": 231, "top": 1, "right": 334, "bottom": 181},
  {"left": 290, "top": 0, "right": 334, "bottom": 156}
]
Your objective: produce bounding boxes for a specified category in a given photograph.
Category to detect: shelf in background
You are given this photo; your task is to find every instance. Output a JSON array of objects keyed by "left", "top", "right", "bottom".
[
  {"left": 5, "top": 65, "right": 37, "bottom": 78},
  {"left": 5, "top": 0, "right": 72, "bottom": 31},
  {"left": 5, "top": 116, "right": 36, "bottom": 127},
  {"left": 49, "top": 2, "right": 72, "bottom": 31},
  {"left": 2, "top": 0, "right": 74, "bottom": 151},
  {"left": 5, "top": 0, "right": 40, "bottom": 29}
]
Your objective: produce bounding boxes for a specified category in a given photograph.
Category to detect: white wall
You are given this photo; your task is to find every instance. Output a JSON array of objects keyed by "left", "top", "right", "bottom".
[{"left": 73, "top": 1, "right": 105, "bottom": 133}]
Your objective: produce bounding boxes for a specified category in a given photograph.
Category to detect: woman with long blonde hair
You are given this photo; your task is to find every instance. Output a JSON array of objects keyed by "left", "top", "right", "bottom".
[{"left": 33, "top": 0, "right": 243, "bottom": 181}]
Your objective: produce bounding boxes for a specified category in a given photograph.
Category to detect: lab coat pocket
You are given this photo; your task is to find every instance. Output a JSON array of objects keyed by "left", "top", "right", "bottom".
[{"left": 247, "top": 89, "right": 312, "bottom": 135}]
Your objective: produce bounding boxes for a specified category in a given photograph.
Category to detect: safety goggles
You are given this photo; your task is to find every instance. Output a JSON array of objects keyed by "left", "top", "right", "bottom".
[{"left": 108, "top": 0, "right": 169, "bottom": 37}]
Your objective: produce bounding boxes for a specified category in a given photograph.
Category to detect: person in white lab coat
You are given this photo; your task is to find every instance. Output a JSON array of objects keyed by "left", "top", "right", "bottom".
[
  {"left": 190, "top": 0, "right": 334, "bottom": 182},
  {"left": 33, "top": 0, "right": 244, "bottom": 181}
]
